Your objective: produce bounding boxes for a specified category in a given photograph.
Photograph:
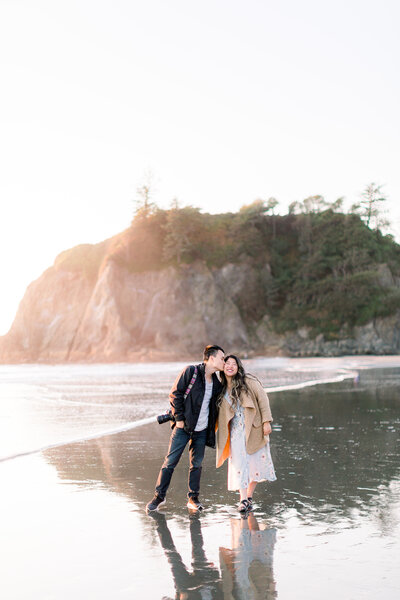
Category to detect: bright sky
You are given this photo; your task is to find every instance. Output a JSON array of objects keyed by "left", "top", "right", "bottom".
[{"left": 1, "top": 0, "right": 399, "bottom": 335}]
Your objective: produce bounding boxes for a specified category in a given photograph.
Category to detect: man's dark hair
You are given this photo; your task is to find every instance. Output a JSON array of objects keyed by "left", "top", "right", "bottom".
[{"left": 203, "top": 344, "right": 225, "bottom": 362}]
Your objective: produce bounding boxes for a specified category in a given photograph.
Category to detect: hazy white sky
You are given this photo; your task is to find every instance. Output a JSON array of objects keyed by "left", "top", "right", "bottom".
[{"left": 1, "top": 0, "right": 399, "bottom": 334}]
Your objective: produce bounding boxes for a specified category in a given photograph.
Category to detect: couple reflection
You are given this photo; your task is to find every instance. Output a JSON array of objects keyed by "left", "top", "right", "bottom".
[
  {"left": 220, "top": 514, "right": 277, "bottom": 600},
  {"left": 150, "top": 511, "right": 277, "bottom": 600}
]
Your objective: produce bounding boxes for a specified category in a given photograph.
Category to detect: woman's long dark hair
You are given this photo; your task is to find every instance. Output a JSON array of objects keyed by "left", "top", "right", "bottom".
[{"left": 218, "top": 354, "right": 250, "bottom": 410}]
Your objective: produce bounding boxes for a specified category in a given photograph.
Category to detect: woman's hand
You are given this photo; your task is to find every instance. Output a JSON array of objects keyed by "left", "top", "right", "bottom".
[{"left": 263, "top": 422, "right": 272, "bottom": 436}]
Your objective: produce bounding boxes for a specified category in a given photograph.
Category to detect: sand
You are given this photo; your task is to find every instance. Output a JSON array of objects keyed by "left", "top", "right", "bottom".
[{"left": 1, "top": 358, "right": 400, "bottom": 599}]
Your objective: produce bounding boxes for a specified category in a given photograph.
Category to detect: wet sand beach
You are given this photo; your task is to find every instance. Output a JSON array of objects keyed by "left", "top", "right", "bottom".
[{"left": 0, "top": 357, "right": 400, "bottom": 599}]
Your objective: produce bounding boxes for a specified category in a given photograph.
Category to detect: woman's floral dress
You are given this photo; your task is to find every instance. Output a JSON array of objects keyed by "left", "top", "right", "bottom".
[{"left": 226, "top": 391, "right": 277, "bottom": 491}]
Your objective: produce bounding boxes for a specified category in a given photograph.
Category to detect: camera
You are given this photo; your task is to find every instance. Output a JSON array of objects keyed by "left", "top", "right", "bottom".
[{"left": 157, "top": 409, "right": 175, "bottom": 425}]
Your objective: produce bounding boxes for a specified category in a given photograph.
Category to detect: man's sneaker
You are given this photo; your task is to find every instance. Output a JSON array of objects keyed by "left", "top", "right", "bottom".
[
  {"left": 187, "top": 496, "right": 204, "bottom": 511},
  {"left": 146, "top": 495, "right": 166, "bottom": 512}
]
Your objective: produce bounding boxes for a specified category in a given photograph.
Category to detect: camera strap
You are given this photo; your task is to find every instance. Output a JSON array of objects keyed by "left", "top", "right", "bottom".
[{"left": 183, "top": 366, "right": 198, "bottom": 399}]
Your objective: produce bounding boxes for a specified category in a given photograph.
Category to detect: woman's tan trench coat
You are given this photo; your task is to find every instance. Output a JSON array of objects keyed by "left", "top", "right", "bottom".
[{"left": 216, "top": 376, "right": 273, "bottom": 468}]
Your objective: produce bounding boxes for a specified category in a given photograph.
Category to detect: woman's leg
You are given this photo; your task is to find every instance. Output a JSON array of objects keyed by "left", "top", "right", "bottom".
[
  {"left": 247, "top": 480, "right": 258, "bottom": 499},
  {"left": 239, "top": 488, "right": 248, "bottom": 502}
]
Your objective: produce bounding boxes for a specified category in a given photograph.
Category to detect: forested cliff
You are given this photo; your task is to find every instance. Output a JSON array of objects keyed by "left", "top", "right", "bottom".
[{"left": 2, "top": 198, "right": 400, "bottom": 362}]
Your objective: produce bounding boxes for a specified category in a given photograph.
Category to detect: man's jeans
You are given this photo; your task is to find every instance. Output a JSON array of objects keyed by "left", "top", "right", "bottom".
[{"left": 155, "top": 427, "right": 208, "bottom": 500}]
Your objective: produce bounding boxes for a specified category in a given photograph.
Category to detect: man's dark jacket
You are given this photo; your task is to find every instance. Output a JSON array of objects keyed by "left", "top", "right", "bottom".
[{"left": 169, "top": 363, "right": 222, "bottom": 448}]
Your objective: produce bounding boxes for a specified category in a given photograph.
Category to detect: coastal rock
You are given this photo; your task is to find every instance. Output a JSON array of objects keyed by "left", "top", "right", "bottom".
[
  {"left": 0, "top": 268, "right": 94, "bottom": 361},
  {"left": 0, "top": 258, "right": 250, "bottom": 362},
  {"left": 255, "top": 314, "right": 285, "bottom": 354},
  {"left": 377, "top": 263, "right": 395, "bottom": 288},
  {"left": 1, "top": 244, "right": 400, "bottom": 363},
  {"left": 280, "top": 312, "right": 400, "bottom": 357}
]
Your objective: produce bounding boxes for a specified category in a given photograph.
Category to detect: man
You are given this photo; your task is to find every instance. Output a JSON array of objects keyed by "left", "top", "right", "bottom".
[
  {"left": 146, "top": 344, "right": 225, "bottom": 512},
  {"left": 149, "top": 512, "right": 222, "bottom": 596}
]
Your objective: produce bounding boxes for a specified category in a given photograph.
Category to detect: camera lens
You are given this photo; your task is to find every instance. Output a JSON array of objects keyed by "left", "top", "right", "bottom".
[{"left": 157, "top": 412, "right": 171, "bottom": 424}]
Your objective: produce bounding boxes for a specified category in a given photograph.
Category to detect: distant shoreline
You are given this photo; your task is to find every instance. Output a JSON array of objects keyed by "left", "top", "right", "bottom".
[{"left": 2, "top": 352, "right": 400, "bottom": 367}]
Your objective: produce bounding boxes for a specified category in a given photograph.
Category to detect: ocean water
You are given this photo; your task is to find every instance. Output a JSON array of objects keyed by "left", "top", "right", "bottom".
[
  {"left": 0, "top": 356, "right": 400, "bottom": 599},
  {"left": 0, "top": 355, "right": 395, "bottom": 462}
]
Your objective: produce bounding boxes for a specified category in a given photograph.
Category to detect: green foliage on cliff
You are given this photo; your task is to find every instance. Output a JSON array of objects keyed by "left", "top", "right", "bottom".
[
  {"left": 56, "top": 198, "right": 400, "bottom": 336},
  {"left": 54, "top": 241, "right": 110, "bottom": 280}
]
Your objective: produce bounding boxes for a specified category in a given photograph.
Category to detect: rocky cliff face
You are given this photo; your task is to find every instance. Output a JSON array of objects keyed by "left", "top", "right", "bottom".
[
  {"left": 0, "top": 257, "right": 253, "bottom": 362},
  {"left": 1, "top": 251, "right": 400, "bottom": 363},
  {"left": 279, "top": 315, "right": 400, "bottom": 357}
]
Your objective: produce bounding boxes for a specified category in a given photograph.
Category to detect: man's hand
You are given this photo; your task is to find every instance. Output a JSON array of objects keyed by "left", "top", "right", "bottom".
[
  {"left": 176, "top": 421, "right": 185, "bottom": 429},
  {"left": 263, "top": 422, "right": 272, "bottom": 436}
]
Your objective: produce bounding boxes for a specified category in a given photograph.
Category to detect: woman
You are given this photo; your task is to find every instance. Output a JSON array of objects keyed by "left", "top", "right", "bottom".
[
  {"left": 219, "top": 514, "right": 277, "bottom": 597},
  {"left": 216, "top": 355, "right": 276, "bottom": 512}
]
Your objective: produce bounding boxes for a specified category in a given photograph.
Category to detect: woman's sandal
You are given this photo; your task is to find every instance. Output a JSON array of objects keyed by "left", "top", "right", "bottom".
[{"left": 238, "top": 499, "right": 250, "bottom": 513}]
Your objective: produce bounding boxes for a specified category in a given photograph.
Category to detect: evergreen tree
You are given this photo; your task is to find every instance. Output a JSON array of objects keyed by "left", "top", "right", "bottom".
[
  {"left": 132, "top": 169, "right": 157, "bottom": 220},
  {"left": 351, "top": 183, "right": 389, "bottom": 230},
  {"left": 163, "top": 203, "right": 202, "bottom": 264}
]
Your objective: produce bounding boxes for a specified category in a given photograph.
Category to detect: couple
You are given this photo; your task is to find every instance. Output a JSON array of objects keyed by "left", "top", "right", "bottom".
[{"left": 146, "top": 344, "right": 276, "bottom": 513}]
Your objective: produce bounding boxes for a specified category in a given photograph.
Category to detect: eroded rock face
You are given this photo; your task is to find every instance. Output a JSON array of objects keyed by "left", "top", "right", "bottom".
[
  {"left": 0, "top": 267, "right": 94, "bottom": 361},
  {"left": 1, "top": 254, "right": 400, "bottom": 363},
  {"left": 280, "top": 312, "right": 400, "bottom": 357},
  {"left": 66, "top": 260, "right": 251, "bottom": 360},
  {"left": 0, "top": 259, "right": 251, "bottom": 362}
]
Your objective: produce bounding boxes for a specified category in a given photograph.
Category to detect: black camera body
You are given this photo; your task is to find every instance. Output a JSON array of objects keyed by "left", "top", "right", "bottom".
[{"left": 157, "top": 409, "right": 175, "bottom": 425}]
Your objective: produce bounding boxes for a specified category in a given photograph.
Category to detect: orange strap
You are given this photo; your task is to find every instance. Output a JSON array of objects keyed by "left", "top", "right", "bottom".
[{"left": 217, "top": 434, "right": 231, "bottom": 468}]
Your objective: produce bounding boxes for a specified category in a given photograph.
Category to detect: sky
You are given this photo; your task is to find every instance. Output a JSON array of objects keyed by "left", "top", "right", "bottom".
[{"left": 1, "top": 0, "right": 399, "bottom": 335}]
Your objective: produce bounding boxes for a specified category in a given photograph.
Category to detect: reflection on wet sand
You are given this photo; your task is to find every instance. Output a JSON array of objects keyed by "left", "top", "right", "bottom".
[
  {"left": 149, "top": 511, "right": 222, "bottom": 599},
  {"left": 2, "top": 364, "right": 400, "bottom": 600},
  {"left": 148, "top": 510, "right": 277, "bottom": 600},
  {"left": 40, "top": 370, "right": 400, "bottom": 599},
  {"left": 219, "top": 515, "right": 277, "bottom": 600},
  {"left": 44, "top": 370, "right": 400, "bottom": 525}
]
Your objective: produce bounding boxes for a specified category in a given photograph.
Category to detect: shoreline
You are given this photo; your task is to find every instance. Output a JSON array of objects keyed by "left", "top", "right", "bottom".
[
  {"left": 1, "top": 354, "right": 400, "bottom": 465},
  {"left": 1, "top": 352, "right": 400, "bottom": 367},
  {"left": 1, "top": 362, "right": 400, "bottom": 599}
]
